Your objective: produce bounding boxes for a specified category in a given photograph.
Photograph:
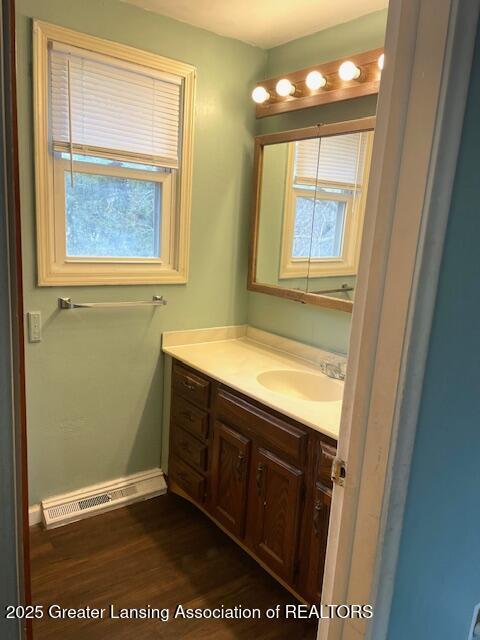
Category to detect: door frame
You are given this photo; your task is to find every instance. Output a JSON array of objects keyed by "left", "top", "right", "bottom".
[
  {"left": 0, "top": 1, "right": 31, "bottom": 639},
  {"left": 319, "top": 1, "right": 480, "bottom": 639}
]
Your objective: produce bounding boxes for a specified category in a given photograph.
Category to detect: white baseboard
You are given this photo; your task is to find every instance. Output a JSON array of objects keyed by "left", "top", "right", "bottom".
[
  {"left": 32, "top": 468, "right": 166, "bottom": 529},
  {"left": 29, "top": 504, "right": 42, "bottom": 526}
]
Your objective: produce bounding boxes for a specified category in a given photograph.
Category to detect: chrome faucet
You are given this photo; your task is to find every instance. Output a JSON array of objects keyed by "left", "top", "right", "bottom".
[{"left": 319, "top": 360, "right": 346, "bottom": 381}]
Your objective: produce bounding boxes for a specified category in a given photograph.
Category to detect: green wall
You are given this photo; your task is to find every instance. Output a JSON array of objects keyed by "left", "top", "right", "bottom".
[
  {"left": 256, "top": 143, "right": 293, "bottom": 284},
  {"left": 17, "top": 0, "right": 265, "bottom": 505},
  {"left": 247, "top": 10, "right": 387, "bottom": 354}
]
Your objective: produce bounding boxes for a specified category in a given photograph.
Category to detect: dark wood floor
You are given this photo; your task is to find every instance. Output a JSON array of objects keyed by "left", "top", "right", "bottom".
[{"left": 30, "top": 493, "right": 317, "bottom": 639}]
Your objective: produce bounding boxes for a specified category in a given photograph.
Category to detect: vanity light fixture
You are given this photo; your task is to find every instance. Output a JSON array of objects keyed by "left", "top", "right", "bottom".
[
  {"left": 305, "top": 70, "right": 327, "bottom": 90},
  {"left": 251, "top": 85, "right": 270, "bottom": 104},
  {"left": 275, "top": 78, "right": 295, "bottom": 97},
  {"left": 338, "top": 60, "right": 361, "bottom": 81},
  {"left": 377, "top": 53, "right": 385, "bottom": 71},
  {"left": 253, "top": 48, "right": 383, "bottom": 118}
]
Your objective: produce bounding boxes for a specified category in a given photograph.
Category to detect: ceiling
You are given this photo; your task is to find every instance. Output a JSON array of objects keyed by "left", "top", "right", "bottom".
[{"left": 120, "top": 0, "right": 388, "bottom": 49}]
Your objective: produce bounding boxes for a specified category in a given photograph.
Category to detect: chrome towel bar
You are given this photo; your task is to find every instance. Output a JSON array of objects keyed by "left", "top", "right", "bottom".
[
  {"left": 310, "top": 284, "right": 354, "bottom": 295},
  {"left": 58, "top": 295, "right": 167, "bottom": 310}
]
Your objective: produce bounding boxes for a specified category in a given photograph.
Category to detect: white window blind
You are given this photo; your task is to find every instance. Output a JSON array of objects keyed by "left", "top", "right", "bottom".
[
  {"left": 49, "top": 42, "right": 182, "bottom": 168},
  {"left": 294, "top": 132, "right": 368, "bottom": 186}
]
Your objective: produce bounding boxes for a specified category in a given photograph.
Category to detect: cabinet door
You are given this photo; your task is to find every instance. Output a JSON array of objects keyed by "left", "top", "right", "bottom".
[
  {"left": 303, "top": 484, "right": 332, "bottom": 603},
  {"left": 210, "top": 421, "right": 251, "bottom": 538},
  {"left": 251, "top": 447, "right": 303, "bottom": 582}
]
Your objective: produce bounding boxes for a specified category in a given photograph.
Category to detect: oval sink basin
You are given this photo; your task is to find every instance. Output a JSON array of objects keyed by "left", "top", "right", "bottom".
[{"left": 256, "top": 369, "right": 343, "bottom": 402}]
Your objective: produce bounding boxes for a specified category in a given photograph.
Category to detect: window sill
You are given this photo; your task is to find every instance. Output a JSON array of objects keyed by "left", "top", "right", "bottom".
[{"left": 37, "top": 264, "right": 188, "bottom": 286}]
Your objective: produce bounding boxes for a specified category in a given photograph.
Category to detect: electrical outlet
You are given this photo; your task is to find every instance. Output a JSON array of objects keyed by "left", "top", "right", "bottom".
[{"left": 27, "top": 311, "right": 42, "bottom": 343}]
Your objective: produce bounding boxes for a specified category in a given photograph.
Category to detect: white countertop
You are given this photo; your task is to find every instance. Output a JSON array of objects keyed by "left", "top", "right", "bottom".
[{"left": 162, "top": 326, "right": 344, "bottom": 440}]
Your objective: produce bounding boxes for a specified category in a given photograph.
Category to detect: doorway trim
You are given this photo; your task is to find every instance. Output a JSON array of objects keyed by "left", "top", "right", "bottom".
[
  {"left": 0, "top": 1, "right": 31, "bottom": 639},
  {"left": 319, "top": 1, "right": 480, "bottom": 639}
]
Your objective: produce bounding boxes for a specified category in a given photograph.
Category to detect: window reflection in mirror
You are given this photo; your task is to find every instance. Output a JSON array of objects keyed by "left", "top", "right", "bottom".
[{"left": 250, "top": 118, "right": 375, "bottom": 312}]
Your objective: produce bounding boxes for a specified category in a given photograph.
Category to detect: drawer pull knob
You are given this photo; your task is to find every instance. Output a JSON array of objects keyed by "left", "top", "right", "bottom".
[
  {"left": 256, "top": 463, "right": 265, "bottom": 495},
  {"left": 183, "top": 380, "right": 196, "bottom": 391},
  {"left": 182, "top": 411, "right": 194, "bottom": 422}
]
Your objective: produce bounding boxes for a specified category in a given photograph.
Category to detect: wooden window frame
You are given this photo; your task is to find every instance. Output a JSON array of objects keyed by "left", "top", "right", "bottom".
[
  {"left": 279, "top": 131, "right": 374, "bottom": 280},
  {"left": 279, "top": 135, "right": 374, "bottom": 280},
  {"left": 281, "top": 188, "right": 353, "bottom": 278},
  {"left": 33, "top": 21, "right": 196, "bottom": 286}
]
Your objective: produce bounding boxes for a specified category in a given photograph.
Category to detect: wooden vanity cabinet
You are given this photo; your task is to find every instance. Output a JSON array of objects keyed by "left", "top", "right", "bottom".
[{"left": 168, "top": 359, "right": 337, "bottom": 603}]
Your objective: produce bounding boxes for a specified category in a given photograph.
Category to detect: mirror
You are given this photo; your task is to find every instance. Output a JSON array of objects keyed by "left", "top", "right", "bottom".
[{"left": 248, "top": 117, "right": 375, "bottom": 312}]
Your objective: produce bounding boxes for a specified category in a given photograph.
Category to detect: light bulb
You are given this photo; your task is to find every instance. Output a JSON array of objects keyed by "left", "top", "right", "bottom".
[
  {"left": 378, "top": 53, "right": 385, "bottom": 71},
  {"left": 338, "top": 61, "right": 361, "bottom": 81},
  {"left": 305, "top": 70, "right": 327, "bottom": 90},
  {"left": 275, "top": 78, "right": 295, "bottom": 97},
  {"left": 251, "top": 86, "right": 270, "bottom": 104}
]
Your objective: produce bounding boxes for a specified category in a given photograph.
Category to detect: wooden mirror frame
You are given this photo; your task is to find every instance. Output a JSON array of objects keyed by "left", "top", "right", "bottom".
[{"left": 247, "top": 116, "right": 376, "bottom": 313}]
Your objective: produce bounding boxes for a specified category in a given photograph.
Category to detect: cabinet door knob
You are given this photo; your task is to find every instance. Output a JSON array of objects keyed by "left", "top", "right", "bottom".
[
  {"left": 256, "top": 463, "right": 265, "bottom": 495},
  {"left": 313, "top": 500, "right": 323, "bottom": 537},
  {"left": 235, "top": 453, "right": 245, "bottom": 478},
  {"left": 178, "top": 471, "right": 189, "bottom": 483},
  {"left": 180, "top": 441, "right": 192, "bottom": 454}
]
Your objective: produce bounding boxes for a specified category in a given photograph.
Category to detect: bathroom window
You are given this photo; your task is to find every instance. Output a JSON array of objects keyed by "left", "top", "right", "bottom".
[
  {"left": 33, "top": 21, "right": 195, "bottom": 285},
  {"left": 280, "top": 132, "right": 373, "bottom": 278}
]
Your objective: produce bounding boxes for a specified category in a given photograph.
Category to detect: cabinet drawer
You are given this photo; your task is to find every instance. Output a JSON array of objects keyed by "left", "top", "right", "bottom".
[
  {"left": 172, "top": 363, "right": 210, "bottom": 408},
  {"left": 172, "top": 426, "right": 207, "bottom": 472},
  {"left": 169, "top": 456, "right": 205, "bottom": 503},
  {"left": 216, "top": 389, "right": 307, "bottom": 466},
  {"left": 171, "top": 397, "right": 209, "bottom": 441}
]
